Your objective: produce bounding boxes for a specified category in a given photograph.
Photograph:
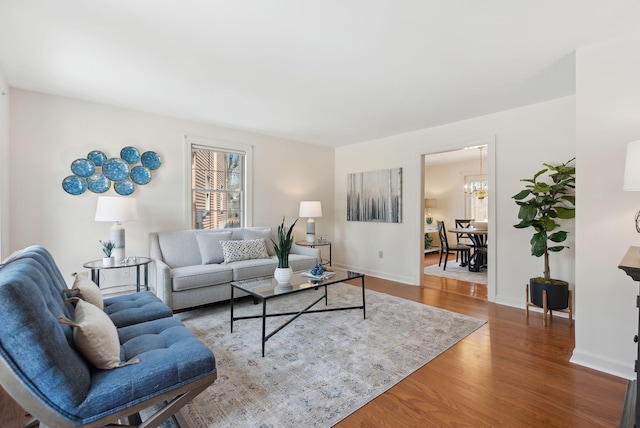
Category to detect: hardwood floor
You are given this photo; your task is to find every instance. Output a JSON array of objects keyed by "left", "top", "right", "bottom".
[
  {"left": 335, "top": 254, "right": 626, "bottom": 427},
  {"left": 1, "top": 255, "right": 627, "bottom": 427}
]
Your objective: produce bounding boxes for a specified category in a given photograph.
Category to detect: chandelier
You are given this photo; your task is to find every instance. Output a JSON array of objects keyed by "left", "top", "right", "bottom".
[{"left": 464, "top": 146, "right": 488, "bottom": 200}]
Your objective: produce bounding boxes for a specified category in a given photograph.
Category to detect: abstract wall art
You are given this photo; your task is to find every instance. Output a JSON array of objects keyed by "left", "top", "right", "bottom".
[{"left": 347, "top": 167, "right": 402, "bottom": 223}]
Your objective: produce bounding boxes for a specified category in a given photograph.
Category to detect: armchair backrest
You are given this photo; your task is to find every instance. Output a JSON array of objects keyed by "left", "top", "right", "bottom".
[{"left": 0, "top": 254, "right": 91, "bottom": 422}]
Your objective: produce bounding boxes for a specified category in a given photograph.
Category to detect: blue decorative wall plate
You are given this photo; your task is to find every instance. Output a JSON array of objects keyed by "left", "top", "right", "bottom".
[
  {"left": 87, "top": 150, "right": 107, "bottom": 167},
  {"left": 62, "top": 176, "right": 87, "bottom": 195},
  {"left": 141, "top": 151, "right": 162, "bottom": 170},
  {"left": 120, "top": 146, "right": 140, "bottom": 164},
  {"left": 130, "top": 165, "right": 151, "bottom": 185},
  {"left": 114, "top": 179, "right": 135, "bottom": 196},
  {"left": 70, "top": 159, "right": 95, "bottom": 178},
  {"left": 87, "top": 173, "right": 110, "bottom": 193},
  {"left": 65, "top": 148, "right": 161, "bottom": 195},
  {"left": 102, "top": 158, "right": 130, "bottom": 181}
]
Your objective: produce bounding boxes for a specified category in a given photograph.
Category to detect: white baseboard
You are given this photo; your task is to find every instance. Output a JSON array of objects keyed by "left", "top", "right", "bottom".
[
  {"left": 570, "top": 348, "right": 633, "bottom": 380},
  {"left": 331, "top": 263, "right": 416, "bottom": 286}
]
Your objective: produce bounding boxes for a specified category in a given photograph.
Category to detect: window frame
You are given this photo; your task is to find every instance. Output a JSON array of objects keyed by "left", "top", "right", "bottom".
[{"left": 184, "top": 135, "right": 253, "bottom": 229}]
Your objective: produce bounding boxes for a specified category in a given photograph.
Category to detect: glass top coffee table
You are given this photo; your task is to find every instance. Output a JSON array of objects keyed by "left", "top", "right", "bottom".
[{"left": 230, "top": 269, "right": 366, "bottom": 357}]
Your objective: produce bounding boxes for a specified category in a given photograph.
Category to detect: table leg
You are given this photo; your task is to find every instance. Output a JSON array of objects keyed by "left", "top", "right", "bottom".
[
  {"left": 91, "top": 269, "right": 100, "bottom": 287},
  {"left": 136, "top": 266, "right": 141, "bottom": 293},
  {"left": 230, "top": 286, "right": 235, "bottom": 333},
  {"left": 362, "top": 276, "right": 366, "bottom": 319},
  {"left": 144, "top": 264, "right": 149, "bottom": 291},
  {"left": 262, "top": 299, "right": 267, "bottom": 357}
]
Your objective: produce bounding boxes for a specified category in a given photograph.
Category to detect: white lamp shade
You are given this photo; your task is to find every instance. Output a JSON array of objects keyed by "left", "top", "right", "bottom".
[
  {"left": 299, "top": 201, "right": 322, "bottom": 218},
  {"left": 95, "top": 197, "right": 138, "bottom": 222}
]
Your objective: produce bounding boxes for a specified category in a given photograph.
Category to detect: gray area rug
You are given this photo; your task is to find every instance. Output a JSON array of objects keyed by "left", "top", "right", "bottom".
[
  {"left": 424, "top": 263, "right": 487, "bottom": 284},
  {"left": 168, "top": 282, "right": 484, "bottom": 427}
]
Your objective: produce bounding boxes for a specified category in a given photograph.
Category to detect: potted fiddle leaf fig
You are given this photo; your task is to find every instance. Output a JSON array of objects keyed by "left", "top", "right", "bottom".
[
  {"left": 512, "top": 158, "right": 575, "bottom": 310},
  {"left": 271, "top": 217, "right": 298, "bottom": 284}
]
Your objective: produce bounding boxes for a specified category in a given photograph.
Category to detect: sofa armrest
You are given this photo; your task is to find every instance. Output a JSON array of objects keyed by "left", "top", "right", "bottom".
[
  {"left": 149, "top": 233, "right": 173, "bottom": 309},
  {"left": 291, "top": 243, "right": 321, "bottom": 264}
]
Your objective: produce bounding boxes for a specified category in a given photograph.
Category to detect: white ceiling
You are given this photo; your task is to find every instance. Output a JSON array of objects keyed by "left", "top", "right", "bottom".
[{"left": 0, "top": 1, "right": 638, "bottom": 147}]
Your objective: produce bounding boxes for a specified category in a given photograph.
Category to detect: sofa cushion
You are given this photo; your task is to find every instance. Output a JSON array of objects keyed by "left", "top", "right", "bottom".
[
  {"left": 229, "top": 258, "right": 278, "bottom": 281},
  {"left": 71, "top": 273, "right": 104, "bottom": 309},
  {"left": 77, "top": 317, "right": 216, "bottom": 422},
  {"left": 195, "top": 231, "right": 233, "bottom": 264},
  {"left": 242, "top": 227, "right": 276, "bottom": 256},
  {"left": 220, "top": 239, "right": 269, "bottom": 263},
  {"left": 280, "top": 254, "right": 318, "bottom": 272},
  {"left": 59, "top": 299, "right": 130, "bottom": 370},
  {"left": 103, "top": 292, "right": 173, "bottom": 328},
  {"left": 171, "top": 264, "right": 233, "bottom": 292}
]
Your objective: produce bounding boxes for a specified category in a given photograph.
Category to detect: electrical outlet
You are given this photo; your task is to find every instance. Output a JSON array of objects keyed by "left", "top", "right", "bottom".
[
  {"left": 378, "top": 250, "right": 383, "bottom": 259},
  {"left": 121, "top": 268, "right": 130, "bottom": 278}
]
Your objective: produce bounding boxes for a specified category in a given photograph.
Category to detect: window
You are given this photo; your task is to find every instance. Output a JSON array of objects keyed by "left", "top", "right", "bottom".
[{"left": 188, "top": 138, "right": 251, "bottom": 230}]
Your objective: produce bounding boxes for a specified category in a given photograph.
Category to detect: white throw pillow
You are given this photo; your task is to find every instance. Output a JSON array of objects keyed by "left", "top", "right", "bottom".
[
  {"left": 242, "top": 228, "right": 276, "bottom": 256},
  {"left": 196, "top": 231, "right": 233, "bottom": 264},
  {"left": 59, "top": 299, "right": 138, "bottom": 370},
  {"left": 70, "top": 273, "right": 104, "bottom": 310},
  {"left": 220, "top": 239, "right": 270, "bottom": 263}
]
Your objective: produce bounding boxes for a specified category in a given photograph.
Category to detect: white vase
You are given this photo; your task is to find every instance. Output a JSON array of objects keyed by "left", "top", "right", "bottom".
[
  {"left": 102, "top": 256, "right": 114, "bottom": 266},
  {"left": 274, "top": 267, "right": 293, "bottom": 284}
]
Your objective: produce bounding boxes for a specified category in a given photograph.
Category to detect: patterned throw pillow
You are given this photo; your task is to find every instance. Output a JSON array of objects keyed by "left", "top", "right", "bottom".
[
  {"left": 220, "top": 239, "right": 270, "bottom": 263},
  {"left": 242, "top": 228, "right": 276, "bottom": 256}
]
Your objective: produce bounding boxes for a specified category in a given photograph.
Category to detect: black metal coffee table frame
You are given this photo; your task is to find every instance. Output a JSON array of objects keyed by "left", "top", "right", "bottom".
[{"left": 230, "top": 270, "right": 366, "bottom": 357}]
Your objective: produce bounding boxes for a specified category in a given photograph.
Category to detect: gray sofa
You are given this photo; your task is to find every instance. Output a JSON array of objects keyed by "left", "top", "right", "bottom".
[{"left": 149, "top": 227, "right": 321, "bottom": 311}]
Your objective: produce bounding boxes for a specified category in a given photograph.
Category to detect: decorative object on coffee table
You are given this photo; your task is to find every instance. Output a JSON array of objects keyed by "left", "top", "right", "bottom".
[
  {"left": 512, "top": 158, "right": 575, "bottom": 325},
  {"left": 271, "top": 217, "right": 298, "bottom": 284}
]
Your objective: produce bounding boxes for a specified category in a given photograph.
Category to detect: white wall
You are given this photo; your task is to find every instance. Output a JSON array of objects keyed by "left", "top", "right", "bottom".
[
  {"left": 334, "top": 96, "right": 576, "bottom": 307},
  {"left": 425, "top": 158, "right": 479, "bottom": 235},
  {"left": 0, "top": 70, "right": 8, "bottom": 260},
  {"left": 8, "top": 89, "right": 334, "bottom": 284},
  {"left": 572, "top": 32, "right": 640, "bottom": 379}
]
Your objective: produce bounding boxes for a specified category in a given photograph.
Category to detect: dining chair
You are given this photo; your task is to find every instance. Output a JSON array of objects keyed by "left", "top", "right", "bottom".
[
  {"left": 437, "top": 220, "right": 471, "bottom": 271},
  {"left": 454, "top": 218, "right": 474, "bottom": 263}
]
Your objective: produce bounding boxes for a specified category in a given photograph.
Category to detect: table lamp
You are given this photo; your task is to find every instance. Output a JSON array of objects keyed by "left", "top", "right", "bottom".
[
  {"left": 424, "top": 198, "right": 436, "bottom": 224},
  {"left": 95, "top": 196, "right": 138, "bottom": 262},
  {"left": 299, "top": 201, "right": 322, "bottom": 243}
]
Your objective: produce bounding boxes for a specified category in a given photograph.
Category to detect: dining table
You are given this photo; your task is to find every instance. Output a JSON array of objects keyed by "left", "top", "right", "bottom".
[{"left": 447, "top": 227, "right": 488, "bottom": 272}]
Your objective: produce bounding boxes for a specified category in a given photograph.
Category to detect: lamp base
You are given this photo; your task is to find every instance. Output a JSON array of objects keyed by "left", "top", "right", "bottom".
[
  {"left": 110, "top": 222, "right": 126, "bottom": 263},
  {"left": 306, "top": 218, "right": 316, "bottom": 243}
]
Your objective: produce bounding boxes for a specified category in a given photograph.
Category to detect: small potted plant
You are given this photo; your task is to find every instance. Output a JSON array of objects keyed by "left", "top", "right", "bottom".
[
  {"left": 512, "top": 158, "right": 575, "bottom": 310},
  {"left": 271, "top": 217, "right": 298, "bottom": 284},
  {"left": 100, "top": 240, "right": 116, "bottom": 266}
]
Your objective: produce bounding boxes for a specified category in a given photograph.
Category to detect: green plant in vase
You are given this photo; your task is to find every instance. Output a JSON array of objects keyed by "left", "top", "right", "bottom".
[
  {"left": 271, "top": 217, "right": 298, "bottom": 284},
  {"left": 100, "top": 240, "right": 116, "bottom": 266},
  {"left": 100, "top": 240, "right": 116, "bottom": 257}
]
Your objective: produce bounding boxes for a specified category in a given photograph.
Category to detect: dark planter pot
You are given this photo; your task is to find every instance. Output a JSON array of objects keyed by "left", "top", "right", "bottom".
[{"left": 529, "top": 278, "right": 569, "bottom": 310}]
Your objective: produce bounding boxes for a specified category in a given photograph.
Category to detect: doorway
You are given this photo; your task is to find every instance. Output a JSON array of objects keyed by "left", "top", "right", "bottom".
[{"left": 421, "top": 140, "right": 496, "bottom": 302}]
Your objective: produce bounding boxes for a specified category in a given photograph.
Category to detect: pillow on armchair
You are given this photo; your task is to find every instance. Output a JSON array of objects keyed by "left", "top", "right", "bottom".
[{"left": 220, "top": 239, "right": 270, "bottom": 263}]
